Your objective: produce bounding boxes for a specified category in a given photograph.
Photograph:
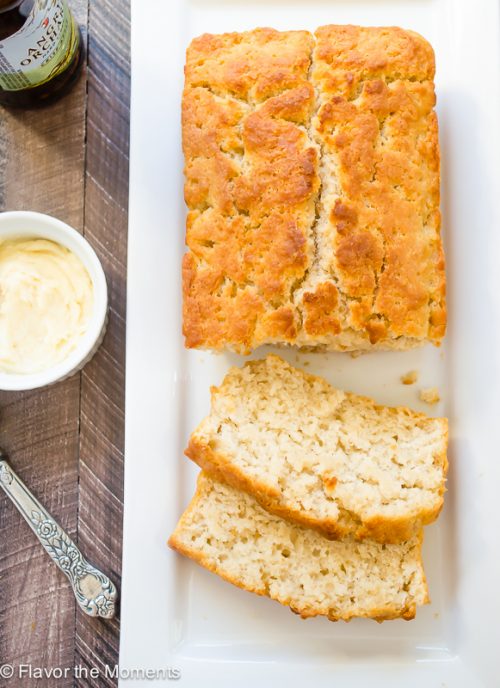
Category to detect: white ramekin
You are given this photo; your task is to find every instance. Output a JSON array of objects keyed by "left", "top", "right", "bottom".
[{"left": 0, "top": 211, "right": 108, "bottom": 391}]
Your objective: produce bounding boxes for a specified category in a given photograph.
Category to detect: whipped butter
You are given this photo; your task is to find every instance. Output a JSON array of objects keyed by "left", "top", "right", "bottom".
[{"left": 0, "top": 237, "right": 94, "bottom": 374}]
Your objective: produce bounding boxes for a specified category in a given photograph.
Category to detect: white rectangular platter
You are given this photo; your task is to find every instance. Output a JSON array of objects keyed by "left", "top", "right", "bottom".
[{"left": 121, "top": 0, "right": 500, "bottom": 685}]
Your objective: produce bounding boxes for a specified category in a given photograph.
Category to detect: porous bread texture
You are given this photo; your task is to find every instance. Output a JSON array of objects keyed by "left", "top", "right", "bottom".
[
  {"left": 182, "top": 25, "right": 446, "bottom": 353},
  {"left": 186, "top": 355, "right": 448, "bottom": 543},
  {"left": 168, "top": 473, "right": 429, "bottom": 621}
]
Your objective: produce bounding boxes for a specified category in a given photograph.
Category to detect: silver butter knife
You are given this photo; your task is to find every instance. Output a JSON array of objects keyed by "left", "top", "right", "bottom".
[{"left": 0, "top": 450, "right": 117, "bottom": 619}]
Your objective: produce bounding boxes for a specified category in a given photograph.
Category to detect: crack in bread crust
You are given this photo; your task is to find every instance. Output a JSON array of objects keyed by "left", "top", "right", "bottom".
[{"left": 182, "top": 26, "right": 446, "bottom": 353}]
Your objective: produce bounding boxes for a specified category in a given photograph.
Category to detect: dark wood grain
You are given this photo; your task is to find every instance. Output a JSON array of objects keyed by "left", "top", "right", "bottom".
[
  {"left": 74, "top": 1, "right": 129, "bottom": 685},
  {"left": 0, "top": 1, "right": 129, "bottom": 685}
]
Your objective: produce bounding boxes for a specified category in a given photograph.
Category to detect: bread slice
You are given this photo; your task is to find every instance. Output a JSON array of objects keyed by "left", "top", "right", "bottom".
[
  {"left": 168, "top": 473, "right": 429, "bottom": 621},
  {"left": 186, "top": 355, "right": 448, "bottom": 543}
]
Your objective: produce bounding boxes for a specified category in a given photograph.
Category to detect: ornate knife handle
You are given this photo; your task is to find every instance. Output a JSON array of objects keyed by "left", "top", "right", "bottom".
[{"left": 0, "top": 456, "right": 117, "bottom": 619}]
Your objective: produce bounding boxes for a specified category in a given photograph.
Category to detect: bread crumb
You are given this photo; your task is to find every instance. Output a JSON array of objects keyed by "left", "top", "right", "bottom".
[
  {"left": 350, "top": 350, "right": 362, "bottom": 359},
  {"left": 401, "top": 371, "right": 418, "bottom": 385},
  {"left": 419, "top": 387, "right": 440, "bottom": 405}
]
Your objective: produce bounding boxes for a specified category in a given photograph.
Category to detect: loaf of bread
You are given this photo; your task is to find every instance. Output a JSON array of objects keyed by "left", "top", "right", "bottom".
[
  {"left": 182, "top": 25, "right": 446, "bottom": 353},
  {"left": 168, "top": 473, "right": 429, "bottom": 621},
  {"left": 186, "top": 355, "right": 448, "bottom": 543}
]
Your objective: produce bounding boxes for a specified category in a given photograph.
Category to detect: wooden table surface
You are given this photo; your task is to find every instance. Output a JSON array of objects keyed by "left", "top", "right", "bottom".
[{"left": 0, "top": 2, "right": 130, "bottom": 685}]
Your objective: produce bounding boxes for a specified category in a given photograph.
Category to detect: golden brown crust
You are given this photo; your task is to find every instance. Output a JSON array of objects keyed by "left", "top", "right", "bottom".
[
  {"left": 182, "top": 26, "right": 446, "bottom": 352},
  {"left": 182, "top": 29, "right": 317, "bottom": 352},
  {"left": 300, "top": 26, "right": 445, "bottom": 348}
]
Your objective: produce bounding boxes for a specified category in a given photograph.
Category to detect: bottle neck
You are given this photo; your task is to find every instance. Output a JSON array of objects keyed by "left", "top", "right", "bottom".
[{"left": 0, "top": 0, "right": 24, "bottom": 12}]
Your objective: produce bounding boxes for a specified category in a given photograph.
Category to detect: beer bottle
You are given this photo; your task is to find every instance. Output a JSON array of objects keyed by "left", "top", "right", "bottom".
[{"left": 0, "top": 0, "right": 84, "bottom": 107}]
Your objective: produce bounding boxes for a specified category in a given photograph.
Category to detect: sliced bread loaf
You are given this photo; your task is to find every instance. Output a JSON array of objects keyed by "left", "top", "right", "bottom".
[
  {"left": 186, "top": 355, "right": 448, "bottom": 543},
  {"left": 168, "top": 473, "right": 429, "bottom": 621}
]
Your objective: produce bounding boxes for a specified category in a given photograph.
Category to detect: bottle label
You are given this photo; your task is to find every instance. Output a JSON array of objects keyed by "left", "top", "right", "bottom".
[{"left": 0, "top": 0, "right": 79, "bottom": 92}]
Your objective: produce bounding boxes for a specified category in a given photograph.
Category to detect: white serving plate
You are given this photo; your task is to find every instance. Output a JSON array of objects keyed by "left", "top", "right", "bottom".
[{"left": 120, "top": 0, "right": 500, "bottom": 685}]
